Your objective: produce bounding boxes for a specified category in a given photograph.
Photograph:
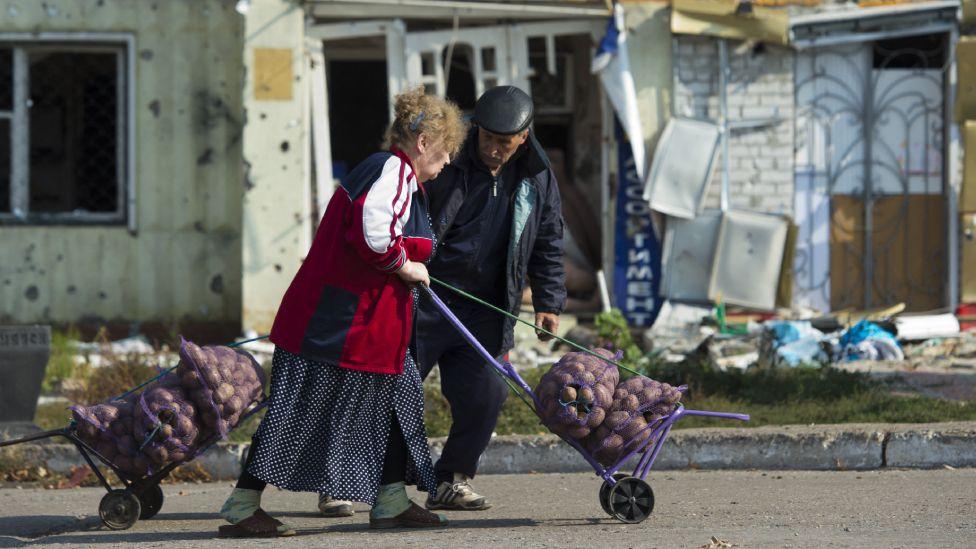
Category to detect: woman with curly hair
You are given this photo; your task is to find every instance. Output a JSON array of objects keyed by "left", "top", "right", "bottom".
[{"left": 217, "top": 87, "right": 467, "bottom": 537}]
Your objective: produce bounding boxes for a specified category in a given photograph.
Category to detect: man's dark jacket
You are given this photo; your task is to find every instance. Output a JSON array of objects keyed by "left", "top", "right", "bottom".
[{"left": 423, "top": 133, "right": 567, "bottom": 355}]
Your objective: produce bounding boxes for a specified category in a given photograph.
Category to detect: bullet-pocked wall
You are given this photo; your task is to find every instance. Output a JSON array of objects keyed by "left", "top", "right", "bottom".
[
  {"left": 0, "top": 0, "right": 245, "bottom": 333},
  {"left": 240, "top": 0, "right": 309, "bottom": 335}
]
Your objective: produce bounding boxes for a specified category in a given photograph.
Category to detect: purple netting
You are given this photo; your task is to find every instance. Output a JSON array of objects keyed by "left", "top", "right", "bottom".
[
  {"left": 586, "top": 376, "right": 686, "bottom": 466},
  {"left": 133, "top": 378, "right": 200, "bottom": 468},
  {"left": 69, "top": 337, "right": 267, "bottom": 478},
  {"left": 534, "top": 348, "right": 620, "bottom": 440},
  {"left": 176, "top": 339, "right": 266, "bottom": 442}
]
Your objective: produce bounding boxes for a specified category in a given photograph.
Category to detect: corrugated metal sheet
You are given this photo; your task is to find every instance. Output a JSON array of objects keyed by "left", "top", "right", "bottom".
[{"left": 0, "top": 0, "right": 244, "bottom": 325}]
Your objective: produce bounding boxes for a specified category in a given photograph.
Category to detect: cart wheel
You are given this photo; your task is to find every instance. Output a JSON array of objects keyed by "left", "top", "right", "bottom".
[
  {"left": 599, "top": 473, "right": 629, "bottom": 516},
  {"left": 608, "top": 477, "right": 654, "bottom": 524},
  {"left": 99, "top": 489, "right": 141, "bottom": 530},
  {"left": 137, "top": 484, "right": 164, "bottom": 520}
]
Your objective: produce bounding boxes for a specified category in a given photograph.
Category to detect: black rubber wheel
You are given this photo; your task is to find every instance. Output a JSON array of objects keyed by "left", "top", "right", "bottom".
[
  {"left": 99, "top": 489, "right": 141, "bottom": 530},
  {"left": 599, "top": 472, "right": 629, "bottom": 516},
  {"left": 608, "top": 477, "right": 654, "bottom": 524},
  {"left": 136, "top": 484, "right": 164, "bottom": 520}
]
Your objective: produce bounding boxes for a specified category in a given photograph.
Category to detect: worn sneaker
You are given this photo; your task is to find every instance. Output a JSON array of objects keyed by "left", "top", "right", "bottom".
[
  {"left": 425, "top": 474, "right": 491, "bottom": 511},
  {"left": 318, "top": 494, "right": 354, "bottom": 517}
]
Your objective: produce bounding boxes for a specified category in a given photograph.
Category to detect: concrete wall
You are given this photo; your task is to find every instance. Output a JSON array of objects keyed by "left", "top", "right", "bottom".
[
  {"left": 672, "top": 35, "right": 795, "bottom": 215},
  {"left": 240, "top": 0, "right": 309, "bottom": 334},
  {"left": 0, "top": 0, "right": 244, "bottom": 330}
]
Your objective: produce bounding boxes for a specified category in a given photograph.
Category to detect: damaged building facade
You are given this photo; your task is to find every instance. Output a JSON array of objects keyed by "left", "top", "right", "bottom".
[
  {"left": 2, "top": 0, "right": 972, "bottom": 336},
  {"left": 0, "top": 0, "right": 245, "bottom": 336},
  {"left": 661, "top": 0, "right": 961, "bottom": 317}
]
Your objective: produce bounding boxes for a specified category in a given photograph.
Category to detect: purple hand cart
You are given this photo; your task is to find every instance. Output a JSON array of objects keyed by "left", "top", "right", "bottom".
[{"left": 422, "top": 286, "right": 749, "bottom": 524}]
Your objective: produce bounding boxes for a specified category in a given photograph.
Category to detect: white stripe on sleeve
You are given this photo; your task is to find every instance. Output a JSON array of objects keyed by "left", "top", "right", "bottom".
[{"left": 362, "top": 156, "right": 417, "bottom": 254}]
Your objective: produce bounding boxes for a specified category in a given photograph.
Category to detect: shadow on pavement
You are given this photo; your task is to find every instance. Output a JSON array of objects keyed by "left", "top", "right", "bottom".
[
  {"left": 318, "top": 517, "right": 537, "bottom": 533},
  {"left": 0, "top": 516, "right": 100, "bottom": 539},
  {"left": 0, "top": 513, "right": 540, "bottom": 548}
]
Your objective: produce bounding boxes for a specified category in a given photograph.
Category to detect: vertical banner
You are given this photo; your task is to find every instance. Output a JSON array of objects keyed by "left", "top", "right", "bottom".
[{"left": 613, "top": 118, "right": 662, "bottom": 326}]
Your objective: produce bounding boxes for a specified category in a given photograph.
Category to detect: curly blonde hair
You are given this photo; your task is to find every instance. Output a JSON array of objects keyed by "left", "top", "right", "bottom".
[{"left": 385, "top": 86, "right": 468, "bottom": 159}]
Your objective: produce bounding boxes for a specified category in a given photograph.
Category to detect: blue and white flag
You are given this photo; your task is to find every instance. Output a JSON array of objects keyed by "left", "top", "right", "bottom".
[{"left": 591, "top": 2, "right": 645, "bottom": 180}]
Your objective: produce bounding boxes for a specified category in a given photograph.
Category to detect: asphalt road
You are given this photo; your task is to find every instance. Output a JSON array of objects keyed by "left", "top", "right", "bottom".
[{"left": 1, "top": 469, "right": 974, "bottom": 548}]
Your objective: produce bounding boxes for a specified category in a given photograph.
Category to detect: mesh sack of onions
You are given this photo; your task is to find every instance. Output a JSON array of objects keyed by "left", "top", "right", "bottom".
[
  {"left": 534, "top": 348, "right": 620, "bottom": 440},
  {"left": 587, "top": 376, "right": 685, "bottom": 466}
]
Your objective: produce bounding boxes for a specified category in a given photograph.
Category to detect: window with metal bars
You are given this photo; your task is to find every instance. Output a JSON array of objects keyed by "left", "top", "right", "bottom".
[{"left": 0, "top": 42, "right": 127, "bottom": 224}]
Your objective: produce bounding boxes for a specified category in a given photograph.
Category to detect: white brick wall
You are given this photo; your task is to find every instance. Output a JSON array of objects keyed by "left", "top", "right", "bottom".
[{"left": 672, "top": 36, "right": 796, "bottom": 215}]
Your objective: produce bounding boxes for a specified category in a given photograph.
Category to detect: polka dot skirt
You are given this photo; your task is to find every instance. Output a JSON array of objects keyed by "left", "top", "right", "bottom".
[{"left": 246, "top": 345, "right": 437, "bottom": 505}]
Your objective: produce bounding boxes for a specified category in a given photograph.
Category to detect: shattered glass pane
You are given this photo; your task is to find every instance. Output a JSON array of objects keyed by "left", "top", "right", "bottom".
[
  {"left": 0, "top": 48, "right": 11, "bottom": 111},
  {"left": 529, "top": 54, "right": 567, "bottom": 110},
  {"left": 0, "top": 119, "right": 9, "bottom": 213},
  {"left": 420, "top": 52, "right": 435, "bottom": 76},
  {"left": 481, "top": 47, "right": 496, "bottom": 72},
  {"left": 644, "top": 118, "right": 720, "bottom": 219},
  {"left": 28, "top": 50, "right": 119, "bottom": 215}
]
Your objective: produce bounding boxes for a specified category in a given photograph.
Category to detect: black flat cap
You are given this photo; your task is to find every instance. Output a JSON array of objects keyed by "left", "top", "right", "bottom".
[{"left": 474, "top": 85, "right": 533, "bottom": 135}]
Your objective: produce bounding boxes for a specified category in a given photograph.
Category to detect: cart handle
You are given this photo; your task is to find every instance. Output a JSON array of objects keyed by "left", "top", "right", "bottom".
[{"left": 419, "top": 285, "right": 539, "bottom": 406}]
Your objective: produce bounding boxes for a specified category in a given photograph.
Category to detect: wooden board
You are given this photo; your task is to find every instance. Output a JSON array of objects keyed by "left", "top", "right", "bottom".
[
  {"left": 963, "top": 214, "right": 976, "bottom": 303},
  {"left": 253, "top": 48, "right": 293, "bottom": 101},
  {"left": 776, "top": 217, "right": 797, "bottom": 309},
  {"left": 964, "top": 120, "right": 976, "bottom": 212},
  {"left": 830, "top": 196, "right": 946, "bottom": 312},
  {"left": 957, "top": 38, "right": 976, "bottom": 122},
  {"left": 829, "top": 196, "right": 866, "bottom": 311}
]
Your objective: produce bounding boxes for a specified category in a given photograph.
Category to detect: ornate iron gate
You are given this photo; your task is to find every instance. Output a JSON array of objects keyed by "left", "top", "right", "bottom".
[{"left": 793, "top": 34, "right": 949, "bottom": 312}]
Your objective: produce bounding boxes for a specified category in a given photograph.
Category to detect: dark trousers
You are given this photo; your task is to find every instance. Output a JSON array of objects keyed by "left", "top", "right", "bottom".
[{"left": 415, "top": 300, "right": 509, "bottom": 482}]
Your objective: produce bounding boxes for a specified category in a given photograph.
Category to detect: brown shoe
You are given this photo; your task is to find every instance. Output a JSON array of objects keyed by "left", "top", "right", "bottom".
[
  {"left": 217, "top": 509, "right": 297, "bottom": 538},
  {"left": 369, "top": 502, "right": 448, "bottom": 529}
]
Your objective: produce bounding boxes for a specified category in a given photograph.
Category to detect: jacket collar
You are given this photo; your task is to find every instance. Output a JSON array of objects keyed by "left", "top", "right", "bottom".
[{"left": 390, "top": 146, "right": 422, "bottom": 192}]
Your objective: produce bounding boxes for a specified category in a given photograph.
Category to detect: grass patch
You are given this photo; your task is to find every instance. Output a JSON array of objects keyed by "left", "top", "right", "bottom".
[
  {"left": 42, "top": 326, "right": 84, "bottom": 394},
  {"left": 423, "top": 362, "right": 976, "bottom": 436},
  {"left": 674, "top": 393, "right": 976, "bottom": 429},
  {"left": 424, "top": 366, "right": 551, "bottom": 437}
]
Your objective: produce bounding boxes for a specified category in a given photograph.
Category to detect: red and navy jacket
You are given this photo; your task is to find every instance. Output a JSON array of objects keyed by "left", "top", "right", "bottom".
[{"left": 269, "top": 149, "right": 433, "bottom": 375}]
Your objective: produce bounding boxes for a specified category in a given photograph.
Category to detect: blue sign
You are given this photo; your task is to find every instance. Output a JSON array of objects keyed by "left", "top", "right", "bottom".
[{"left": 612, "top": 118, "right": 662, "bottom": 327}]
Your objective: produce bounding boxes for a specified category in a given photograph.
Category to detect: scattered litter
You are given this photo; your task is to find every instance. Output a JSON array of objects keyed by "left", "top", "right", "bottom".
[
  {"left": 895, "top": 314, "right": 960, "bottom": 341},
  {"left": 716, "top": 351, "right": 758, "bottom": 371},
  {"left": 74, "top": 335, "right": 155, "bottom": 355},
  {"left": 701, "top": 536, "right": 734, "bottom": 548},
  {"left": 838, "top": 320, "right": 903, "bottom": 362},
  {"left": 759, "top": 320, "right": 828, "bottom": 367}
]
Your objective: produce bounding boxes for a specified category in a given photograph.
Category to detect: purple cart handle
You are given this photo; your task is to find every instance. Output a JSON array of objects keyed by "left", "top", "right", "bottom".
[
  {"left": 420, "top": 285, "right": 539, "bottom": 403},
  {"left": 419, "top": 284, "right": 751, "bottom": 484}
]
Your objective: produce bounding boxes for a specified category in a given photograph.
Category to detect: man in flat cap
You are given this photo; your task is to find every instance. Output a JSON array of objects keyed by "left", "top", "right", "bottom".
[{"left": 416, "top": 85, "right": 566, "bottom": 510}]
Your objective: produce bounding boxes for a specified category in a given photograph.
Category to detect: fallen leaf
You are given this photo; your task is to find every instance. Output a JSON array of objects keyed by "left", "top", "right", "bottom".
[{"left": 65, "top": 466, "right": 93, "bottom": 489}]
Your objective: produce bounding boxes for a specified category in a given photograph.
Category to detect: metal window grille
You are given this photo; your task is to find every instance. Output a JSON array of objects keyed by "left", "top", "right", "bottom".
[{"left": 0, "top": 41, "right": 128, "bottom": 225}]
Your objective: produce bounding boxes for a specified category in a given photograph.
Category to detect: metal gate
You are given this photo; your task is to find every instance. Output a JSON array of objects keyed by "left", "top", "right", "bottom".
[{"left": 793, "top": 34, "right": 949, "bottom": 312}]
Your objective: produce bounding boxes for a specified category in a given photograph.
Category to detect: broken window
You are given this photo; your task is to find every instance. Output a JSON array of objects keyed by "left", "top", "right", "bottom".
[
  {"left": 0, "top": 43, "right": 127, "bottom": 224},
  {"left": 873, "top": 33, "right": 947, "bottom": 69},
  {"left": 528, "top": 36, "right": 572, "bottom": 114}
]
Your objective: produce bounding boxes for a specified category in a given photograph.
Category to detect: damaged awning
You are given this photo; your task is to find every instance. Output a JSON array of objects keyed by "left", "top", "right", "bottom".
[
  {"left": 672, "top": 0, "right": 959, "bottom": 48},
  {"left": 305, "top": 0, "right": 611, "bottom": 20}
]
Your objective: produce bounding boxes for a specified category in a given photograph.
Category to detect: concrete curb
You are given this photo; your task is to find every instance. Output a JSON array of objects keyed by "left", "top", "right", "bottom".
[{"left": 4, "top": 423, "right": 974, "bottom": 480}]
